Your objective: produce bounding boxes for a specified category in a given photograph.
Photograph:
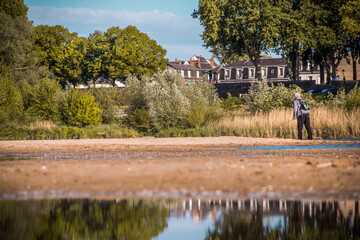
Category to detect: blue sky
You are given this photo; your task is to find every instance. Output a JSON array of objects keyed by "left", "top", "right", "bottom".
[{"left": 24, "top": 0, "right": 214, "bottom": 62}]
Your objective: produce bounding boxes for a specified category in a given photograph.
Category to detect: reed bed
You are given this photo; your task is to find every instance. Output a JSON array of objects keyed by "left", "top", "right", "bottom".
[{"left": 209, "top": 107, "right": 360, "bottom": 139}]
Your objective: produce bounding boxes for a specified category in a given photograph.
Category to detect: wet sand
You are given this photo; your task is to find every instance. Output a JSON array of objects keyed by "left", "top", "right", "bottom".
[{"left": 0, "top": 137, "right": 359, "bottom": 200}]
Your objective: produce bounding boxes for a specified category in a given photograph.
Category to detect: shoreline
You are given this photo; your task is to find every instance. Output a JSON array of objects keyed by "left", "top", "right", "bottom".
[{"left": 1, "top": 137, "right": 359, "bottom": 200}]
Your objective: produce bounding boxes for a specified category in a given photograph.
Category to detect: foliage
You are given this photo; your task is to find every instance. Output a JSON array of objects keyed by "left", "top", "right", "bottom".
[
  {"left": 85, "top": 26, "right": 167, "bottom": 80},
  {"left": 344, "top": 83, "right": 360, "bottom": 111},
  {"left": 0, "top": 123, "right": 141, "bottom": 140},
  {"left": 0, "top": 13, "right": 34, "bottom": 71},
  {"left": 221, "top": 92, "right": 243, "bottom": 110},
  {"left": 126, "top": 72, "right": 221, "bottom": 131},
  {"left": 0, "top": 0, "right": 28, "bottom": 18},
  {"left": 58, "top": 89, "right": 102, "bottom": 127},
  {"left": 129, "top": 107, "right": 151, "bottom": 130},
  {"left": 33, "top": 25, "right": 85, "bottom": 87},
  {"left": 246, "top": 80, "right": 307, "bottom": 112},
  {"left": 0, "top": 73, "right": 23, "bottom": 124},
  {"left": 22, "top": 78, "right": 61, "bottom": 122},
  {"left": 193, "top": 0, "right": 278, "bottom": 79},
  {"left": 88, "top": 87, "right": 121, "bottom": 124}
]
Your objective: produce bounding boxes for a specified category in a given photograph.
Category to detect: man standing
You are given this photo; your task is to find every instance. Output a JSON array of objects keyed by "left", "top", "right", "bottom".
[{"left": 293, "top": 93, "right": 312, "bottom": 140}]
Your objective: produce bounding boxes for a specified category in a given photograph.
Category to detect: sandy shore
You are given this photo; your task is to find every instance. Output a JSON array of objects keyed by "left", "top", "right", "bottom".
[{"left": 0, "top": 137, "right": 359, "bottom": 200}]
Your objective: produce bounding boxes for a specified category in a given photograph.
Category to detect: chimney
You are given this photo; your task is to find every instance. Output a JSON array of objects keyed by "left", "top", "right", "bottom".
[
  {"left": 190, "top": 58, "right": 195, "bottom": 67},
  {"left": 175, "top": 58, "right": 178, "bottom": 63},
  {"left": 198, "top": 58, "right": 201, "bottom": 68},
  {"left": 210, "top": 55, "right": 215, "bottom": 68}
]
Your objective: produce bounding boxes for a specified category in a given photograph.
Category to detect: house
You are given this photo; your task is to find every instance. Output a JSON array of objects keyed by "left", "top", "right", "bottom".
[
  {"left": 166, "top": 55, "right": 217, "bottom": 83},
  {"left": 212, "top": 58, "right": 324, "bottom": 84},
  {"left": 216, "top": 58, "right": 289, "bottom": 82}
]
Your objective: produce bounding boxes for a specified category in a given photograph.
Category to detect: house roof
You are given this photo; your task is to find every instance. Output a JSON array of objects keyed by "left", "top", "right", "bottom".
[
  {"left": 227, "top": 58, "right": 287, "bottom": 68},
  {"left": 167, "top": 63, "right": 198, "bottom": 70}
]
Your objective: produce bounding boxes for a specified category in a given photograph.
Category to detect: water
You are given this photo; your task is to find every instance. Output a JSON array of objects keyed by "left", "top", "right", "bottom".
[
  {"left": 223, "top": 144, "right": 360, "bottom": 150},
  {"left": 1, "top": 198, "right": 359, "bottom": 239}
]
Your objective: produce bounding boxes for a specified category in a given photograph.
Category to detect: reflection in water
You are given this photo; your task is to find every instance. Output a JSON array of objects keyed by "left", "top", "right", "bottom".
[{"left": 0, "top": 199, "right": 359, "bottom": 240}]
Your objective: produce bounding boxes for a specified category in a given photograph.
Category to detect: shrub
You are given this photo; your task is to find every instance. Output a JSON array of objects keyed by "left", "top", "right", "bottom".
[
  {"left": 246, "top": 80, "right": 312, "bottom": 112},
  {"left": 24, "top": 78, "right": 61, "bottom": 122},
  {"left": 126, "top": 72, "right": 221, "bottom": 131},
  {"left": 0, "top": 74, "right": 23, "bottom": 124},
  {"left": 88, "top": 88, "right": 120, "bottom": 124},
  {"left": 58, "top": 89, "right": 102, "bottom": 127},
  {"left": 344, "top": 83, "right": 360, "bottom": 112},
  {"left": 129, "top": 107, "right": 151, "bottom": 129}
]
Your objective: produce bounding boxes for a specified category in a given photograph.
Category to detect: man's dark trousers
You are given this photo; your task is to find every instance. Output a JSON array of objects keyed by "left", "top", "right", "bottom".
[{"left": 297, "top": 114, "right": 312, "bottom": 140}]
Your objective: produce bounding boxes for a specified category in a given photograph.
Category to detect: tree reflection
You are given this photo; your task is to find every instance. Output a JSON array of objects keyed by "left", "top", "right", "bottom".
[
  {"left": 0, "top": 199, "right": 168, "bottom": 240},
  {"left": 206, "top": 201, "right": 360, "bottom": 240}
]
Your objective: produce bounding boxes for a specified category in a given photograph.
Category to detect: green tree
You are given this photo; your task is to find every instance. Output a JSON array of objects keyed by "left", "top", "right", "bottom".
[
  {"left": 193, "top": 0, "right": 278, "bottom": 80},
  {"left": 33, "top": 25, "right": 85, "bottom": 87},
  {"left": 58, "top": 89, "right": 102, "bottom": 127},
  {"left": 0, "top": 0, "right": 28, "bottom": 18},
  {"left": 24, "top": 78, "right": 61, "bottom": 122},
  {"left": 0, "top": 13, "right": 34, "bottom": 74},
  {"left": 308, "top": 0, "right": 349, "bottom": 83},
  {"left": 340, "top": 0, "right": 360, "bottom": 80},
  {"left": 85, "top": 26, "right": 167, "bottom": 81},
  {"left": 0, "top": 70, "right": 23, "bottom": 123},
  {"left": 274, "top": 0, "right": 316, "bottom": 81}
]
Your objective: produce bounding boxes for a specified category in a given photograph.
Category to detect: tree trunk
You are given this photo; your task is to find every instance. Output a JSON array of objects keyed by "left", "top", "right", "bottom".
[
  {"left": 320, "top": 64, "right": 325, "bottom": 84},
  {"left": 353, "top": 56, "right": 357, "bottom": 81}
]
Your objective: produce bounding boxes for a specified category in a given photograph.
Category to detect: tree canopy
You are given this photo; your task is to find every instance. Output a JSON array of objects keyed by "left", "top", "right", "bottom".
[{"left": 194, "top": 0, "right": 360, "bottom": 81}]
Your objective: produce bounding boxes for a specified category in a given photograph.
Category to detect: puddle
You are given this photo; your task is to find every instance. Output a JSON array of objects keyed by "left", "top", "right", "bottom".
[
  {"left": 218, "top": 144, "right": 360, "bottom": 150},
  {"left": 0, "top": 198, "right": 358, "bottom": 239}
]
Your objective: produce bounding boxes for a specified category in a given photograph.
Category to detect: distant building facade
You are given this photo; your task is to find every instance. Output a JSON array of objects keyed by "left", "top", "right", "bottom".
[{"left": 166, "top": 55, "right": 217, "bottom": 82}]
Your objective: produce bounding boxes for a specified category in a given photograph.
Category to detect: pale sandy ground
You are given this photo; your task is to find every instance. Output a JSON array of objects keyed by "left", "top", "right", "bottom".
[{"left": 0, "top": 137, "right": 359, "bottom": 200}]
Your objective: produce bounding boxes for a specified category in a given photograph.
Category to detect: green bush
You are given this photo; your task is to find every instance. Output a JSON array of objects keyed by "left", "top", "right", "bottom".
[
  {"left": 129, "top": 107, "right": 151, "bottom": 129},
  {"left": 0, "top": 74, "right": 23, "bottom": 124},
  {"left": 344, "top": 83, "right": 360, "bottom": 112},
  {"left": 221, "top": 92, "right": 243, "bottom": 110},
  {"left": 88, "top": 88, "right": 120, "bottom": 124},
  {"left": 126, "top": 72, "right": 221, "bottom": 131},
  {"left": 58, "top": 89, "right": 102, "bottom": 127},
  {"left": 246, "top": 80, "right": 313, "bottom": 112},
  {"left": 23, "top": 78, "right": 61, "bottom": 122}
]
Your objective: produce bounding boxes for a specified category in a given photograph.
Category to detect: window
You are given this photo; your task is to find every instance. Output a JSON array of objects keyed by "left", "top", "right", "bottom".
[
  {"left": 238, "top": 69, "right": 242, "bottom": 78},
  {"left": 250, "top": 69, "right": 254, "bottom": 77},
  {"left": 180, "top": 70, "right": 184, "bottom": 77},
  {"left": 279, "top": 68, "right": 284, "bottom": 76},
  {"left": 226, "top": 70, "right": 230, "bottom": 78},
  {"left": 196, "top": 71, "right": 199, "bottom": 78},
  {"left": 262, "top": 69, "right": 266, "bottom": 77},
  {"left": 188, "top": 70, "right": 191, "bottom": 78}
]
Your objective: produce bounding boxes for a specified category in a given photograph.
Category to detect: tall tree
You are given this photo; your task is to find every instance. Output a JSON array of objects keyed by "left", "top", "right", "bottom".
[
  {"left": 308, "top": 0, "right": 349, "bottom": 83},
  {"left": 274, "top": 0, "right": 315, "bottom": 81},
  {"left": 33, "top": 25, "right": 85, "bottom": 86},
  {"left": 86, "top": 26, "right": 167, "bottom": 81},
  {"left": 0, "top": 0, "right": 28, "bottom": 18},
  {"left": 340, "top": 0, "right": 360, "bottom": 80},
  {"left": 193, "top": 0, "right": 278, "bottom": 80}
]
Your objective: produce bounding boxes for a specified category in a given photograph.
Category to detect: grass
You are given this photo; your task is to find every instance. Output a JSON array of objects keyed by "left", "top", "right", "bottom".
[
  {"left": 1, "top": 107, "right": 359, "bottom": 140},
  {"left": 0, "top": 122, "right": 142, "bottom": 140},
  {"left": 208, "top": 107, "right": 360, "bottom": 139}
]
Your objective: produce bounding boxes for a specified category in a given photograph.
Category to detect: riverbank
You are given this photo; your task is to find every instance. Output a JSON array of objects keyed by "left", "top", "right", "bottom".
[{"left": 0, "top": 137, "right": 359, "bottom": 200}]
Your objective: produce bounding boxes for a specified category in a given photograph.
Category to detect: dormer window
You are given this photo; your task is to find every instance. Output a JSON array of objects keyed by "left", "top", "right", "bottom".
[
  {"left": 250, "top": 69, "right": 254, "bottom": 77},
  {"left": 279, "top": 67, "right": 284, "bottom": 77}
]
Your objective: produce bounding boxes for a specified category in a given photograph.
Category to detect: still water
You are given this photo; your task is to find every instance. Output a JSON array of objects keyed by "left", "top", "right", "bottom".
[{"left": 1, "top": 198, "right": 359, "bottom": 239}]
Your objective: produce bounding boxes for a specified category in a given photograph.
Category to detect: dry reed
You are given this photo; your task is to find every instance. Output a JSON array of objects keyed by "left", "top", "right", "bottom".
[
  {"left": 28, "top": 121, "right": 56, "bottom": 131},
  {"left": 209, "top": 107, "right": 360, "bottom": 139}
]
